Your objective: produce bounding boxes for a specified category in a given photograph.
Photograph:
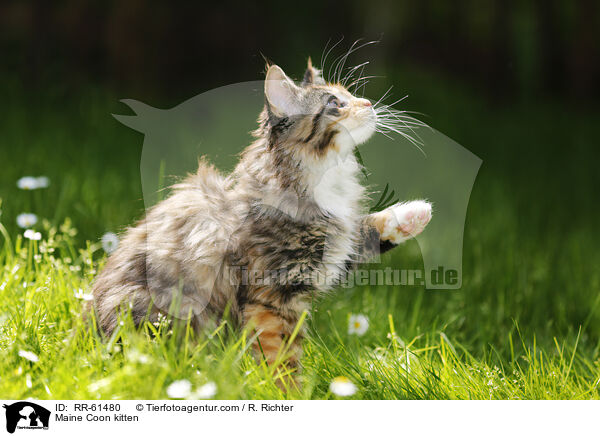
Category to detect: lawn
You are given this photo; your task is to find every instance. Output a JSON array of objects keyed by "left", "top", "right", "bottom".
[{"left": 1, "top": 70, "right": 599, "bottom": 399}]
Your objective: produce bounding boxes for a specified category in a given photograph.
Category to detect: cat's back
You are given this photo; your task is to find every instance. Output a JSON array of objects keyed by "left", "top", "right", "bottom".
[
  {"left": 91, "top": 160, "right": 241, "bottom": 334},
  {"left": 144, "top": 160, "right": 239, "bottom": 265}
]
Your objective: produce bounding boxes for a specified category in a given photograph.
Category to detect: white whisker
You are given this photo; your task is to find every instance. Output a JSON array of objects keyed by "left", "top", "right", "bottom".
[
  {"left": 375, "top": 101, "right": 429, "bottom": 156},
  {"left": 373, "top": 86, "right": 394, "bottom": 107},
  {"left": 322, "top": 36, "right": 345, "bottom": 81},
  {"left": 348, "top": 75, "right": 378, "bottom": 90},
  {"left": 341, "top": 61, "right": 370, "bottom": 86},
  {"left": 331, "top": 39, "right": 379, "bottom": 84}
]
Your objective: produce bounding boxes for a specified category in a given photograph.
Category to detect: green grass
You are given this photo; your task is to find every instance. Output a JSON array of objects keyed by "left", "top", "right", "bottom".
[{"left": 1, "top": 71, "right": 599, "bottom": 399}]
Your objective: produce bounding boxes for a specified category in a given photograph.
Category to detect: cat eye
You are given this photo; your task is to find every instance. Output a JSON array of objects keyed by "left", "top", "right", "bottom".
[{"left": 326, "top": 96, "right": 345, "bottom": 108}]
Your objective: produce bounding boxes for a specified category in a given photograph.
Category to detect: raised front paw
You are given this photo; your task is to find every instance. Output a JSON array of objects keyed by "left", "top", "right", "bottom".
[{"left": 380, "top": 200, "right": 432, "bottom": 244}]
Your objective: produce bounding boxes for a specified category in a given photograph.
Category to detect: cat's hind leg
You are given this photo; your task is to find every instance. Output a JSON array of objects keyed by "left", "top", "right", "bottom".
[{"left": 242, "top": 303, "right": 304, "bottom": 389}]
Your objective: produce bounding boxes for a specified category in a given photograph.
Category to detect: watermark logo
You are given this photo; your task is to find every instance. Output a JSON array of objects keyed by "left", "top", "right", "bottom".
[{"left": 2, "top": 402, "right": 50, "bottom": 433}]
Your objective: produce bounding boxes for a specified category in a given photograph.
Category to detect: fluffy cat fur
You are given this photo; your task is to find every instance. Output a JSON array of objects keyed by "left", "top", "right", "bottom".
[{"left": 90, "top": 59, "right": 432, "bottom": 378}]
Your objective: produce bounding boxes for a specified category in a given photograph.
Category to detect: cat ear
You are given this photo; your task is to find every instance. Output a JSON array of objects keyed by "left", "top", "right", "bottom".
[
  {"left": 264, "top": 65, "right": 301, "bottom": 117},
  {"left": 301, "top": 57, "right": 325, "bottom": 87}
]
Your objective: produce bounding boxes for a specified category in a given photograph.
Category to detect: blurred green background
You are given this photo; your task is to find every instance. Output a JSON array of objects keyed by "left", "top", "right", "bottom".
[{"left": 1, "top": 0, "right": 599, "bottom": 362}]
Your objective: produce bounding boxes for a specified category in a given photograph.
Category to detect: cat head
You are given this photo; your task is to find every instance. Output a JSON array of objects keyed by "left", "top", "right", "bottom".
[{"left": 259, "top": 59, "right": 377, "bottom": 158}]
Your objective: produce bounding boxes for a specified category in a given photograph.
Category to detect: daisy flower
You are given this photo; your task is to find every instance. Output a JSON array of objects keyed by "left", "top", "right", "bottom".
[
  {"left": 101, "top": 232, "right": 119, "bottom": 254},
  {"left": 348, "top": 314, "right": 369, "bottom": 336},
  {"left": 18, "top": 350, "right": 39, "bottom": 363},
  {"left": 192, "top": 381, "right": 217, "bottom": 399},
  {"left": 16, "top": 176, "right": 50, "bottom": 190},
  {"left": 23, "top": 229, "right": 42, "bottom": 241},
  {"left": 74, "top": 289, "right": 93, "bottom": 301},
  {"left": 17, "top": 177, "right": 39, "bottom": 190},
  {"left": 166, "top": 379, "right": 192, "bottom": 398},
  {"left": 329, "top": 376, "right": 357, "bottom": 397},
  {"left": 16, "top": 213, "right": 38, "bottom": 229}
]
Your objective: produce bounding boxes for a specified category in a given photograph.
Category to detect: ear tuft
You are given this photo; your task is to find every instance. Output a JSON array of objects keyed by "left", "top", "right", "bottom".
[
  {"left": 301, "top": 57, "right": 325, "bottom": 87},
  {"left": 264, "top": 65, "right": 301, "bottom": 116}
]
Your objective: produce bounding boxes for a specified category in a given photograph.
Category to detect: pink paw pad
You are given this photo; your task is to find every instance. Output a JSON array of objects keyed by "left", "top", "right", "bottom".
[{"left": 391, "top": 201, "right": 432, "bottom": 239}]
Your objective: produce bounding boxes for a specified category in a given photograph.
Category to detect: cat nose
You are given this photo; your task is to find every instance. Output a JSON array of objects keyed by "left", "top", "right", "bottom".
[{"left": 357, "top": 99, "right": 372, "bottom": 107}]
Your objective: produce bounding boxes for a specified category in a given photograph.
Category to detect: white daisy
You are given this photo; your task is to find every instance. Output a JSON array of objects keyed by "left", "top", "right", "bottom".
[
  {"left": 101, "top": 232, "right": 119, "bottom": 254},
  {"left": 18, "top": 350, "right": 39, "bottom": 363},
  {"left": 35, "top": 176, "right": 50, "bottom": 188},
  {"left": 74, "top": 288, "right": 93, "bottom": 301},
  {"left": 23, "top": 229, "right": 42, "bottom": 241},
  {"left": 348, "top": 314, "right": 369, "bottom": 336},
  {"left": 166, "top": 379, "right": 192, "bottom": 398},
  {"left": 192, "top": 381, "right": 217, "bottom": 399},
  {"left": 329, "top": 376, "right": 357, "bottom": 397},
  {"left": 16, "top": 213, "right": 38, "bottom": 229},
  {"left": 17, "top": 177, "right": 39, "bottom": 190}
]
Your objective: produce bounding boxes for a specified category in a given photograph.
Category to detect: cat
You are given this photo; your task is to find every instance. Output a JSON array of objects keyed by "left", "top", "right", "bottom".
[{"left": 90, "top": 58, "right": 432, "bottom": 379}]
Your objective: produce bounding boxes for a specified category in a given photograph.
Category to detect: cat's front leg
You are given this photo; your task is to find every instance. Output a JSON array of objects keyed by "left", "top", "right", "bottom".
[{"left": 364, "top": 200, "right": 432, "bottom": 255}]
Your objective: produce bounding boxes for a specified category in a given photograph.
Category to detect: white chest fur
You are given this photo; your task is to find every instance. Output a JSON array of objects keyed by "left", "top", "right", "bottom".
[
  {"left": 309, "top": 152, "right": 363, "bottom": 220},
  {"left": 305, "top": 151, "right": 364, "bottom": 290}
]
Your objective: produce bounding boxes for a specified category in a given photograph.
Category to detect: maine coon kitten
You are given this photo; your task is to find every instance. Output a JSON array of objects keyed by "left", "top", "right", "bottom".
[{"left": 90, "top": 59, "right": 432, "bottom": 375}]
